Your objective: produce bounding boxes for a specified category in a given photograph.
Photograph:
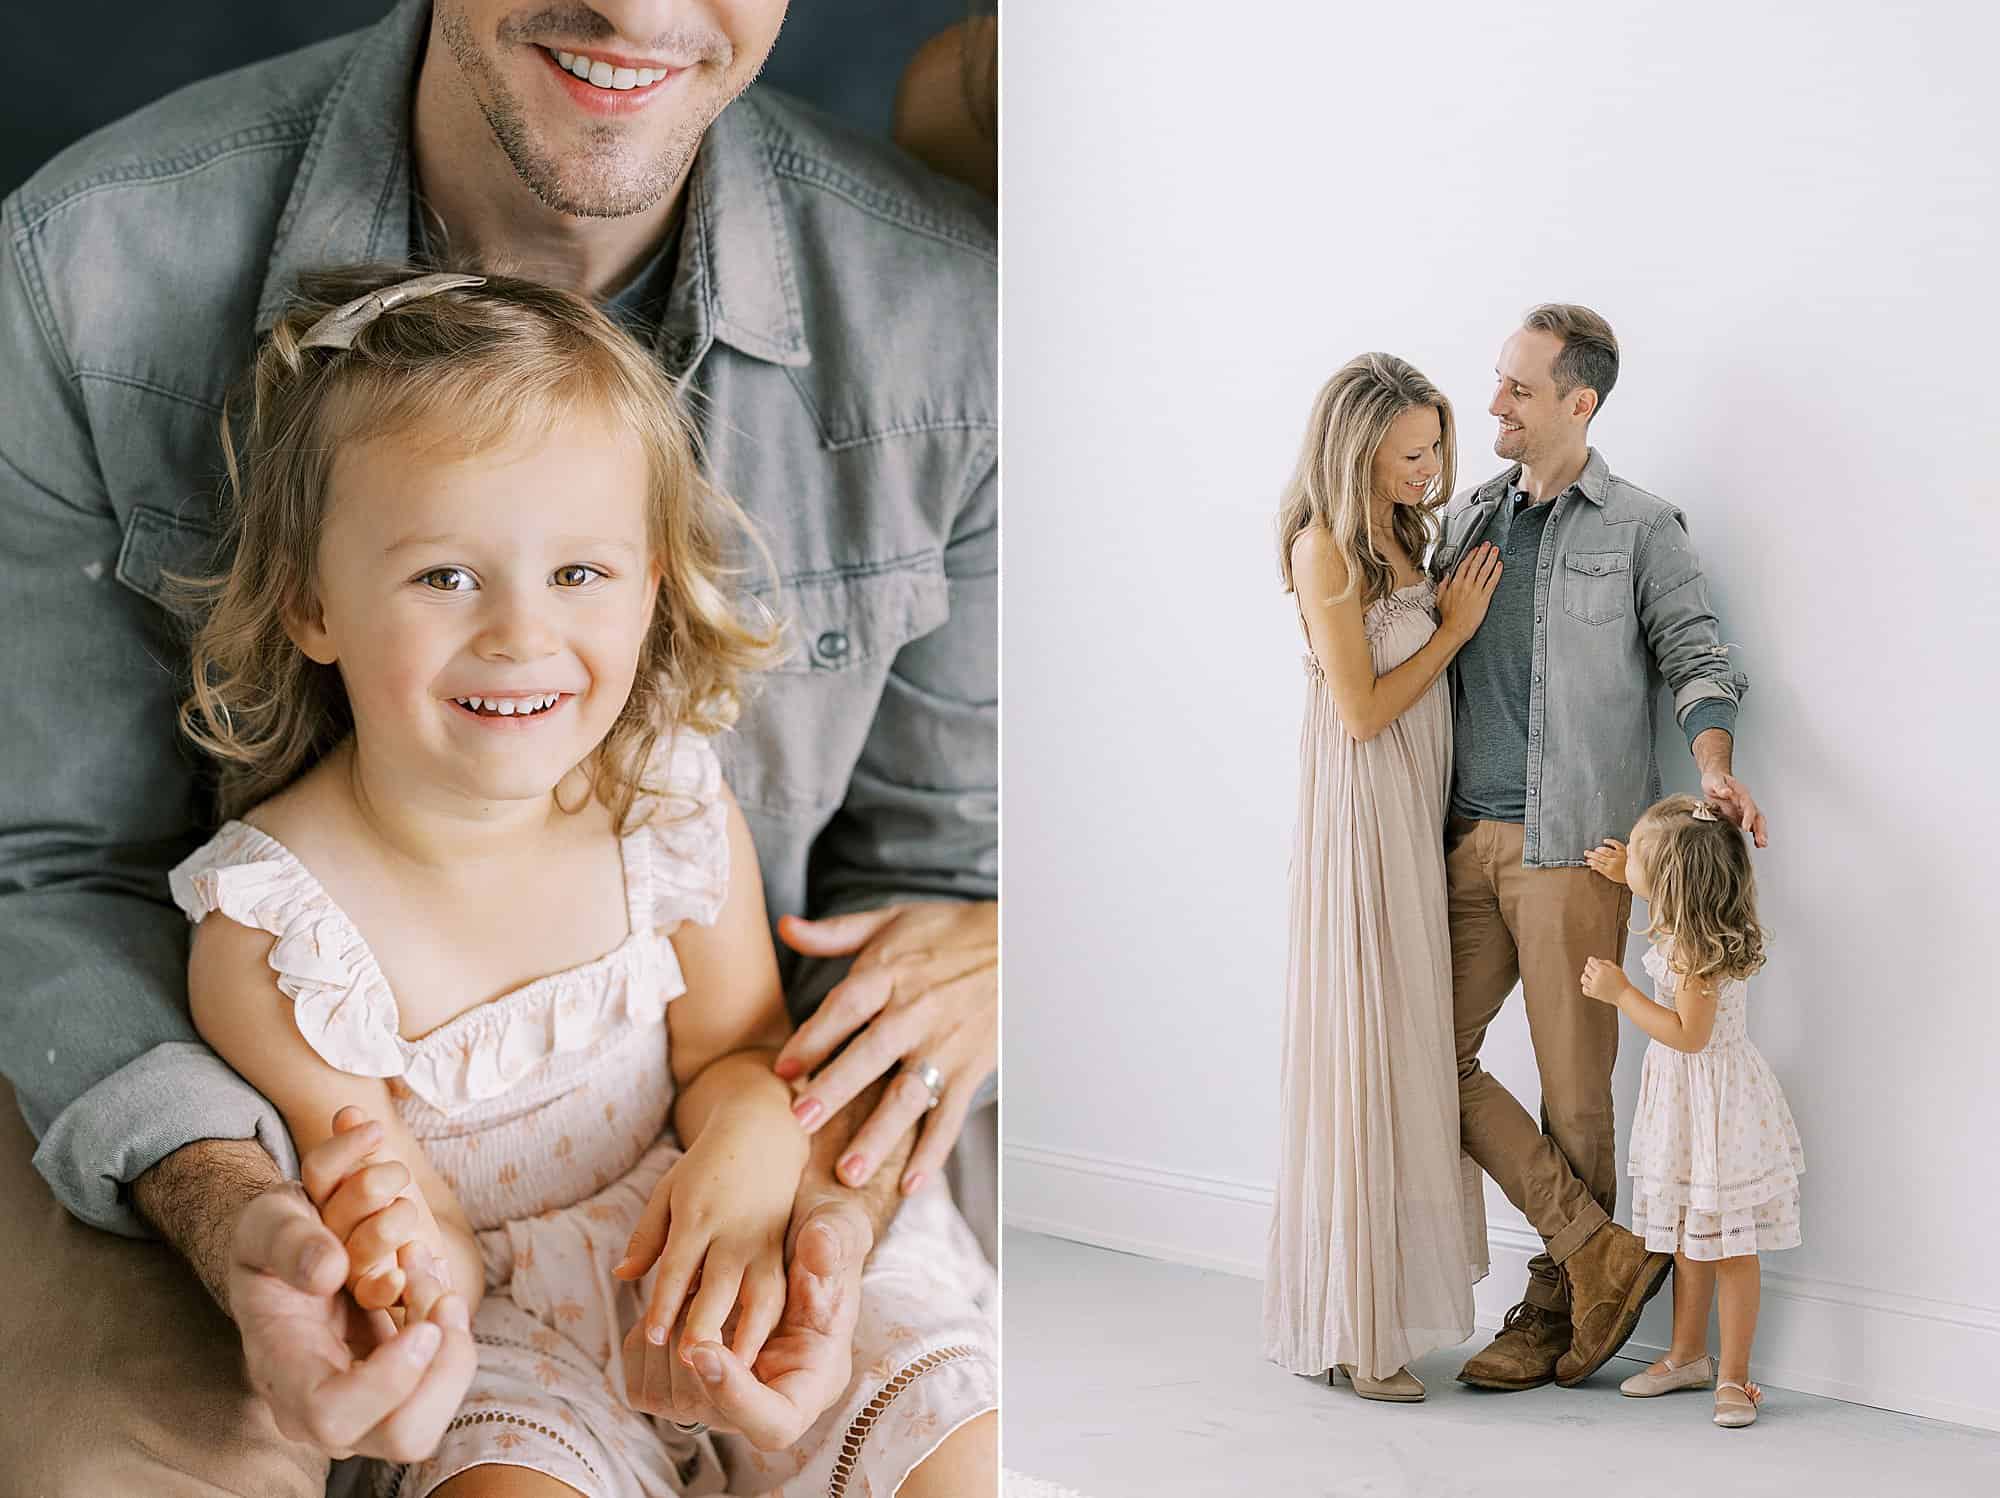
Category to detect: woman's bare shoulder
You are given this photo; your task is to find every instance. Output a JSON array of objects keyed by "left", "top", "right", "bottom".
[{"left": 1290, "top": 525, "right": 1351, "bottom": 595}]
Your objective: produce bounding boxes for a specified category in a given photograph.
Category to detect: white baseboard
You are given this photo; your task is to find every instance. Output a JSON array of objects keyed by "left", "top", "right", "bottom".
[{"left": 1005, "top": 1142, "right": 2000, "bottom": 1433}]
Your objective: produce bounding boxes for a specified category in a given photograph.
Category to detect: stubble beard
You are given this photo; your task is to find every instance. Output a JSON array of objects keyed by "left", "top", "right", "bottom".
[{"left": 440, "top": 7, "right": 733, "bottom": 220}]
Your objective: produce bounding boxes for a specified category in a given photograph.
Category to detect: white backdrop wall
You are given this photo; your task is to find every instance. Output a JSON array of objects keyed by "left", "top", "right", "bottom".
[{"left": 1002, "top": 0, "right": 2000, "bottom": 1430}]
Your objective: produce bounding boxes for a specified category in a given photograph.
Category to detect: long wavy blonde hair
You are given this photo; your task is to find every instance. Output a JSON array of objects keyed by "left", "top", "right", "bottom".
[
  {"left": 1633, "top": 794, "right": 1769, "bottom": 983},
  {"left": 180, "top": 264, "right": 781, "bottom": 830},
  {"left": 1276, "top": 352, "right": 1457, "bottom": 607}
]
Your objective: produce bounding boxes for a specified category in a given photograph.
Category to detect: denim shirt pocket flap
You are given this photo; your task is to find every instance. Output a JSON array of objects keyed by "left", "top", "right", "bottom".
[
  {"left": 1561, "top": 549, "right": 1631, "bottom": 625},
  {"left": 115, "top": 504, "right": 223, "bottom": 620},
  {"left": 768, "top": 558, "right": 950, "bottom": 675}
]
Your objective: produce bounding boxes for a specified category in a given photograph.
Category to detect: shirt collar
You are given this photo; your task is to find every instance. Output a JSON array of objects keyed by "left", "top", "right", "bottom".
[
  {"left": 1483, "top": 445, "right": 1611, "bottom": 513},
  {"left": 254, "top": 0, "right": 809, "bottom": 369}
]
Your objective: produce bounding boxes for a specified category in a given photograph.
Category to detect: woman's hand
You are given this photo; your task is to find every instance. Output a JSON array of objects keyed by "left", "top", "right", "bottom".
[
  {"left": 1435, "top": 543, "right": 1503, "bottom": 643},
  {"left": 774, "top": 900, "right": 997, "bottom": 1194},
  {"left": 303, "top": 1106, "right": 445, "bottom": 1313},
  {"left": 1583, "top": 838, "right": 1629, "bottom": 886},
  {"left": 1580, "top": 956, "right": 1633, "bottom": 1005},
  {"left": 615, "top": 1112, "right": 805, "bottom": 1370}
]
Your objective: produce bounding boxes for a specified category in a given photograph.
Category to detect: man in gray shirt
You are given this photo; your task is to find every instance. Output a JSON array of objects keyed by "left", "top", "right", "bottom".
[
  {"left": 1432, "top": 305, "right": 1767, "bottom": 1392},
  {"left": 0, "top": 1, "right": 995, "bottom": 1490}
]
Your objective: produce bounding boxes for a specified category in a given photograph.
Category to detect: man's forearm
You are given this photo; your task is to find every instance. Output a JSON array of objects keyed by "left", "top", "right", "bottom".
[
  {"left": 1692, "top": 727, "right": 1734, "bottom": 779},
  {"left": 131, "top": 1137, "right": 284, "bottom": 1317},
  {"left": 790, "top": 1081, "right": 908, "bottom": 1253}
]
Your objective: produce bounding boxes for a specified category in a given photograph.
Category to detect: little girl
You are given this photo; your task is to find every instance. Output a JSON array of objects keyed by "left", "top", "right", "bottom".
[
  {"left": 1582, "top": 795, "right": 1803, "bottom": 1429},
  {"left": 169, "top": 268, "right": 995, "bottom": 1495}
]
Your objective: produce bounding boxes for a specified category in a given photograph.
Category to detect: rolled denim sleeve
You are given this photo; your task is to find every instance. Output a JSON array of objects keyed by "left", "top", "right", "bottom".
[
  {"left": 787, "top": 452, "right": 998, "bottom": 1029},
  {"left": 1633, "top": 507, "right": 1750, "bottom": 749},
  {"left": 0, "top": 197, "right": 294, "bottom": 1236}
]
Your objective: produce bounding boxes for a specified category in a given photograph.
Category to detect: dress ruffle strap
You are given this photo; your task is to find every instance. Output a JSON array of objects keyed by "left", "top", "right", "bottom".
[
  {"left": 632, "top": 730, "right": 731, "bottom": 932},
  {"left": 169, "top": 825, "right": 408, "bottom": 1079}
]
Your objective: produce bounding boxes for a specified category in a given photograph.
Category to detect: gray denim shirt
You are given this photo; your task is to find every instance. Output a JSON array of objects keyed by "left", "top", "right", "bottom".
[
  {"left": 1429, "top": 450, "right": 1750, "bottom": 868},
  {"left": 0, "top": 0, "right": 996, "bottom": 1233}
]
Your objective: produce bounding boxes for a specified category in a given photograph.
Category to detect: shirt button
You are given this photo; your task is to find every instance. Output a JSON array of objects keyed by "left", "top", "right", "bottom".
[{"left": 815, "top": 630, "right": 850, "bottom": 662}]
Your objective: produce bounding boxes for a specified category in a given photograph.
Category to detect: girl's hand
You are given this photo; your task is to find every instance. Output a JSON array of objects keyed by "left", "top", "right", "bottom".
[
  {"left": 1583, "top": 838, "right": 1628, "bottom": 885},
  {"left": 614, "top": 1116, "right": 801, "bottom": 1371},
  {"left": 302, "top": 1106, "right": 444, "bottom": 1314},
  {"left": 1580, "top": 956, "right": 1631, "bottom": 1005},
  {"left": 1435, "top": 543, "right": 1503, "bottom": 644}
]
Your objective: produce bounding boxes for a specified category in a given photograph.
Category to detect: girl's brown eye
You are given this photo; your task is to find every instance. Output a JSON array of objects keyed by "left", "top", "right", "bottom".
[
  {"left": 554, "top": 565, "right": 602, "bottom": 588},
  {"left": 421, "top": 568, "right": 474, "bottom": 591}
]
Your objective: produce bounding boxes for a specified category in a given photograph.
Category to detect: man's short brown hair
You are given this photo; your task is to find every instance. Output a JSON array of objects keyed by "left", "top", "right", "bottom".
[{"left": 1523, "top": 303, "right": 1619, "bottom": 417}]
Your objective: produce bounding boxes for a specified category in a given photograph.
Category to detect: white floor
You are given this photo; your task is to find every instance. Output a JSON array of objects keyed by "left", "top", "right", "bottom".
[{"left": 1003, "top": 1230, "right": 2000, "bottom": 1498}]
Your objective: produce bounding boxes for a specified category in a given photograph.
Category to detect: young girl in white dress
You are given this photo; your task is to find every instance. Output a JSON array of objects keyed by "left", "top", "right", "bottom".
[
  {"left": 170, "top": 268, "right": 995, "bottom": 1496},
  {"left": 1582, "top": 794, "right": 1803, "bottom": 1429}
]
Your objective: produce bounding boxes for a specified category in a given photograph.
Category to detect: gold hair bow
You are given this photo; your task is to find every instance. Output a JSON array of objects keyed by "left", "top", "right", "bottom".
[
  {"left": 1690, "top": 802, "right": 1719, "bottom": 822},
  {"left": 297, "top": 272, "right": 487, "bottom": 352}
]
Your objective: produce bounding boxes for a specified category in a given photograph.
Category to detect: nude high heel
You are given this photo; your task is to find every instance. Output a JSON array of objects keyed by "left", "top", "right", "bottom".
[{"left": 1331, "top": 1364, "right": 1427, "bottom": 1403}]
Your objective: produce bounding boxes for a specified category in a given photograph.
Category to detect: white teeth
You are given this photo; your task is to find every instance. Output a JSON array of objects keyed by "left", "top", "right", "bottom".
[
  {"left": 571, "top": 55, "right": 592, "bottom": 79},
  {"left": 497, "top": 699, "right": 519, "bottom": 715},
  {"left": 589, "top": 60, "right": 615, "bottom": 87},
  {"left": 611, "top": 67, "right": 637, "bottom": 89},
  {"left": 557, "top": 50, "right": 575, "bottom": 67},
  {"left": 636, "top": 68, "right": 657, "bottom": 85}
]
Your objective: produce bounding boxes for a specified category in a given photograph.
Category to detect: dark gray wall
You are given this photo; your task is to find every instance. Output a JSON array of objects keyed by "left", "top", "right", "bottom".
[{"left": 1, "top": 2, "right": 961, "bottom": 197}]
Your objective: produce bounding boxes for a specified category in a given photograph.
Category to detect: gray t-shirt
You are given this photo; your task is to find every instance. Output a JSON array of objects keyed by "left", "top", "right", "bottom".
[{"left": 1449, "top": 489, "right": 1559, "bottom": 825}]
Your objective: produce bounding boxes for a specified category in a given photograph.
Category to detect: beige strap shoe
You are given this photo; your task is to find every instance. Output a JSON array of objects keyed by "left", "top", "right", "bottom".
[
  {"left": 1619, "top": 1353, "right": 1713, "bottom": 1397},
  {"left": 1713, "top": 1380, "right": 1763, "bottom": 1428},
  {"left": 1332, "top": 1364, "right": 1427, "bottom": 1403}
]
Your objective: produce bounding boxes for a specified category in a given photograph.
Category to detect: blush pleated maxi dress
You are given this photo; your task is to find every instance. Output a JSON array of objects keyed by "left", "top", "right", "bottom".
[{"left": 1263, "top": 581, "right": 1488, "bottom": 1380}]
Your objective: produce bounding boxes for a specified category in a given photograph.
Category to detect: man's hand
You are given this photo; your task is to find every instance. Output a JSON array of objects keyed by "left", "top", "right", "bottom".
[
  {"left": 1701, "top": 769, "right": 1768, "bottom": 848},
  {"left": 230, "top": 1176, "right": 475, "bottom": 1460},
  {"left": 776, "top": 900, "right": 996, "bottom": 1195},
  {"left": 622, "top": 1198, "right": 869, "bottom": 1448}
]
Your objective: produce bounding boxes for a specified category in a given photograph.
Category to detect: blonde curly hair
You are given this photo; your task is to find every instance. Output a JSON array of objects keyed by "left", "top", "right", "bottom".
[
  {"left": 179, "top": 264, "right": 781, "bottom": 830},
  {"left": 1632, "top": 794, "right": 1769, "bottom": 983}
]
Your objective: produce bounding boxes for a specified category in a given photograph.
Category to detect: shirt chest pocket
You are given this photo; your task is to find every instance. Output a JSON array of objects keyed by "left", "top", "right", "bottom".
[
  {"left": 114, "top": 504, "right": 224, "bottom": 622},
  {"left": 1561, "top": 549, "right": 1631, "bottom": 626},
  {"left": 723, "top": 557, "right": 950, "bottom": 818}
]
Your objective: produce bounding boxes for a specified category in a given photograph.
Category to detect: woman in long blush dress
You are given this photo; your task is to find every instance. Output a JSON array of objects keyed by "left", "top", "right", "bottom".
[{"left": 1262, "top": 354, "right": 1500, "bottom": 1402}]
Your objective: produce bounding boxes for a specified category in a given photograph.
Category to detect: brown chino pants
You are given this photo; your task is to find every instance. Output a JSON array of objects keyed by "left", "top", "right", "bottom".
[
  {"left": 1447, "top": 818, "right": 1632, "bottom": 1314},
  {"left": 0, "top": 1087, "right": 325, "bottom": 1497}
]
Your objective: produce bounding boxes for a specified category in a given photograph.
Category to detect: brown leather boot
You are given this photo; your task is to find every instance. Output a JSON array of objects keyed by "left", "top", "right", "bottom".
[
  {"left": 1554, "top": 1223, "right": 1673, "bottom": 1387},
  {"left": 1455, "top": 1300, "right": 1571, "bottom": 1390}
]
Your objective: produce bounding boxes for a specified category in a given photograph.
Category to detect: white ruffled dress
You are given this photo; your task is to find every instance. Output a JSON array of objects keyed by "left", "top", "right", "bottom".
[
  {"left": 168, "top": 734, "right": 996, "bottom": 1498},
  {"left": 1626, "top": 942, "right": 1804, "bottom": 1262}
]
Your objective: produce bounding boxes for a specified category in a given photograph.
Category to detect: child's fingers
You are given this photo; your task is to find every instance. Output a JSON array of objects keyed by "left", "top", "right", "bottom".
[
  {"left": 680, "top": 1251, "right": 746, "bottom": 1353},
  {"left": 729, "top": 1263, "right": 786, "bottom": 1368},
  {"left": 616, "top": 1179, "right": 673, "bottom": 1280},
  {"left": 353, "top": 1264, "right": 408, "bottom": 1311},
  {"left": 299, "top": 1120, "right": 386, "bottom": 1207},
  {"left": 399, "top": 1241, "right": 449, "bottom": 1323},
  {"left": 343, "top": 1195, "right": 423, "bottom": 1272},
  {"left": 643, "top": 1230, "right": 707, "bottom": 1347},
  {"left": 319, "top": 1161, "right": 414, "bottom": 1241}
]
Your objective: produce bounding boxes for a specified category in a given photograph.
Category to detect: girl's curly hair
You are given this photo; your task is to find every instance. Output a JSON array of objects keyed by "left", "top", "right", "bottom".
[
  {"left": 178, "top": 263, "right": 781, "bottom": 830},
  {"left": 1633, "top": 794, "right": 1769, "bottom": 983}
]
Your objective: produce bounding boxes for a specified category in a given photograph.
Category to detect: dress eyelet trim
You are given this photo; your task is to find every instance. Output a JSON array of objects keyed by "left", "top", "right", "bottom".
[
  {"left": 827, "top": 1343, "right": 980, "bottom": 1497},
  {"left": 441, "top": 1407, "right": 602, "bottom": 1481}
]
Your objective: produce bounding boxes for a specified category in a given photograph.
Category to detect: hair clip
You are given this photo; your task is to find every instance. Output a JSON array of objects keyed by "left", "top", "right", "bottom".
[
  {"left": 1690, "top": 802, "right": 1719, "bottom": 822},
  {"left": 297, "top": 272, "right": 487, "bottom": 352}
]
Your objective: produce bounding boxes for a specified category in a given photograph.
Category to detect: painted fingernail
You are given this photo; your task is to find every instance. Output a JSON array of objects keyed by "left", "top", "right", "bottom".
[
  {"left": 793, "top": 1098, "right": 825, "bottom": 1130},
  {"left": 839, "top": 1153, "right": 866, "bottom": 1184},
  {"left": 613, "top": 1254, "right": 637, "bottom": 1276},
  {"left": 648, "top": 1323, "right": 668, "bottom": 1346},
  {"left": 901, "top": 1172, "right": 925, "bottom": 1195},
  {"left": 690, "top": 1346, "right": 724, "bottom": 1385}
]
